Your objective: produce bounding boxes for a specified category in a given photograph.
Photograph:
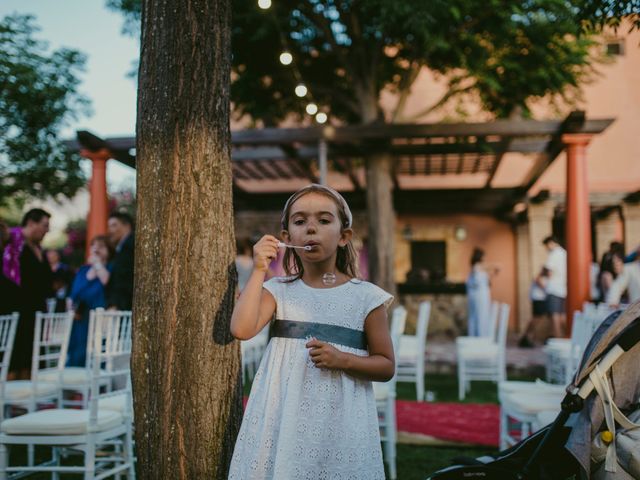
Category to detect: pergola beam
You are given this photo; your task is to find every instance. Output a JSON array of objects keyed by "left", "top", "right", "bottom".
[{"left": 280, "top": 145, "right": 318, "bottom": 183}]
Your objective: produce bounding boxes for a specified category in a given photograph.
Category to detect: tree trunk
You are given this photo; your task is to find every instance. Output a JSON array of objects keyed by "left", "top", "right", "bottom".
[
  {"left": 358, "top": 93, "right": 397, "bottom": 299},
  {"left": 365, "top": 152, "right": 397, "bottom": 299},
  {"left": 133, "top": 1, "right": 241, "bottom": 479}
]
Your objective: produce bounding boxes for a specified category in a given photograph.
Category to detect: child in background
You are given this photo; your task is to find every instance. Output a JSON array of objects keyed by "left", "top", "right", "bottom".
[{"left": 229, "top": 184, "right": 395, "bottom": 480}]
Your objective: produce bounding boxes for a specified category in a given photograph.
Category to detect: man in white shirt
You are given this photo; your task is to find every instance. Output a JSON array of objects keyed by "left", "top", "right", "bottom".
[
  {"left": 607, "top": 248, "right": 640, "bottom": 305},
  {"left": 542, "top": 236, "right": 567, "bottom": 337}
]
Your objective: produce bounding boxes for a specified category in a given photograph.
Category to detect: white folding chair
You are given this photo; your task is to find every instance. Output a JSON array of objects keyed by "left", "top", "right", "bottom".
[
  {"left": 0, "top": 308, "right": 135, "bottom": 479},
  {"left": 39, "top": 309, "right": 116, "bottom": 408},
  {"left": 4, "top": 311, "right": 72, "bottom": 416},
  {"left": 372, "top": 305, "right": 406, "bottom": 480},
  {"left": 498, "top": 379, "right": 565, "bottom": 449},
  {"left": 0, "top": 313, "right": 19, "bottom": 422},
  {"left": 543, "top": 311, "right": 591, "bottom": 385},
  {"left": 396, "top": 301, "right": 431, "bottom": 401},
  {"left": 457, "top": 303, "right": 510, "bottom": 400}
]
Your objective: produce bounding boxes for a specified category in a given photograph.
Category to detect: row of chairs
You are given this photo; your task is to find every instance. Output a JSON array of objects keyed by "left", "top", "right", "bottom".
[
  {"left": 0, "top": 309, "right": 134, "bottom": 479},
  {"left": 499, "top": 302, "right": 617, "bottom": 450}
]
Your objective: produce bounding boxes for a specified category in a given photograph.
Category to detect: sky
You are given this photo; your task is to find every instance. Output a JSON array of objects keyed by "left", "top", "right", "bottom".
[{"left": 1, "top": 0, "right": 139, "bottom": 190}]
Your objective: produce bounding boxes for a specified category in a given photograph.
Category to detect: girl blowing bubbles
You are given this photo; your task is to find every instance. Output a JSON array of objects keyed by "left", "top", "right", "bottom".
[{"left": 228, "top": 184, "right": 395, "bottom": 480}]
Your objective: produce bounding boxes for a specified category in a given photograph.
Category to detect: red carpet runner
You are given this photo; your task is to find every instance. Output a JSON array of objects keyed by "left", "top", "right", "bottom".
[
  {"left": 242, "top": 397, "right": 499, "bottom": 447},
  {"left": 396, "top": 400, "right": 499, "bottom": 447}
]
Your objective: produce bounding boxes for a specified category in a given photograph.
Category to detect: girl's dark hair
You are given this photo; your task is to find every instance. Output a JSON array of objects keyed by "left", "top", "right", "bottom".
[
  {"left": 470, "top": 248, "right": 484, "bottom": 266},
  {"left": 281, "top": 185, "right": 359, "bottom": 281}
]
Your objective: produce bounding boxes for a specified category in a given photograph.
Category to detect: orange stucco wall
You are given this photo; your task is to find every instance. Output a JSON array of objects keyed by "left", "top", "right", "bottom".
[
  {"left": 395, "top": 214, "right": 517, "bottom": 328},
  {"left": 531, "top": 28, "right": 640, "bottom": 194}
]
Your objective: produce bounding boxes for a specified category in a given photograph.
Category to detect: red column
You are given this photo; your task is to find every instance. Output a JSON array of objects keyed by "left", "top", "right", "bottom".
[
  {"left": 81, "top": 148, "right": 111, "bottom": 260},
  {"left": 562, "top": 134, "right": 593, "bottom": 335}
]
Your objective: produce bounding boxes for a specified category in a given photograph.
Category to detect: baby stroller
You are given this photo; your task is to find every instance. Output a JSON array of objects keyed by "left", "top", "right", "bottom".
[{"left": 427, "top": 301, "right": 640, "bottom": 480}]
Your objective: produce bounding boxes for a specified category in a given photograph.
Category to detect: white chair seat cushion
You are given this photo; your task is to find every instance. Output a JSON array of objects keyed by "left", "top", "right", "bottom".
[
  {"left": 545, "top": 338, "right": 570, "bottom": 348},
  {"left": 498, "top": 379, "right": 566, "bottom": 395},
  {"left": 39, "top": 367, "right": 107, "bottom": 385},
  {"left": 543, "top": 343, "right": 572, "bottom": 356},
  {"left": 98, "top": 394, "right": 129, "bottom": 413},
  {"left": 498, "top": 380, "right": 565, "bottom": 402},
  {"left": 1, "top": 408, "right": 123, "bottom": 435},
  {"left": 4, "top": 381, "right": 58, "bottom": 401},
  {"left": 456, "top": 336, "right": 493, "bottom": 347},
  {"left": 502, "top": 392, "right": 563, "bottom": 414},
  {"left": 458, "top": 344, "right": 499, "bottom": 359}
]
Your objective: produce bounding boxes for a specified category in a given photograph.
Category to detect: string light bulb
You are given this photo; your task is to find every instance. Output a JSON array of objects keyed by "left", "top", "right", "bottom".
[
  {"left": 316, "top": 112, "right": 328, "bottom": 124},
  {"left": 279, "top": 52, "right": 293, "bottom": 65},
  {"left": 257, "top": 0, "right": 272, "bottom": 8},
  {"left": 294, "top": 84, "right": 308, "bottom": 97},
  {"left": 306, "top": 103, "right": 318, "bottom": 115}
]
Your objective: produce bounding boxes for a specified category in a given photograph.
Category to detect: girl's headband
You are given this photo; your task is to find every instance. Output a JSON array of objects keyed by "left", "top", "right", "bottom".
[{"left": 281, "top": 184, "right": 353, "bottom": 230}]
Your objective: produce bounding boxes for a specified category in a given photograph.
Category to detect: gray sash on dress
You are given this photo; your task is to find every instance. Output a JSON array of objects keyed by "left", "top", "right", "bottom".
[{"left": 269, "top": 319, "right": 367, "bottom": 350}]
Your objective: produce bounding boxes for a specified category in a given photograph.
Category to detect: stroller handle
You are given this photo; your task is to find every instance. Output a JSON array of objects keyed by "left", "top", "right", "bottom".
[{"left": 577, "top": 317, "right": 640, "bottom": 399}]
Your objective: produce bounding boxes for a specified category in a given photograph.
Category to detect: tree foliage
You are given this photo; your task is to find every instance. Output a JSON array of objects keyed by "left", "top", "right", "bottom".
[
  {"left": 0, "top": 14, "right": 90, "bottom": 205},
  {"left": 576, "top": 0, "right": 640, "bottom": 32},
  {"left": 106, "top": 0, "right": 637, "bottom": 124}
]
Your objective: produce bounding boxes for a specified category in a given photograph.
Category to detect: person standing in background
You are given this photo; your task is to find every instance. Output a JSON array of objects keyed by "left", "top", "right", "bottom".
[
  {"left": 2, "top": 209, "right": 53, "bottom": 379},
  {"left": 607, "top": 246, "right": 640, "bottom": 305},
  {"left": 68, "top": 235, "right": 112, "bottom": 366},
  {"left": 518, "top": 271, "right": 548, "bottom": 347},
  {"left": 465, "top": 248, "right": 497, "bottom": 337},
  {"left": 106, "top": 212, "right": 134, "bottom": 310},
  {"left": 542, "top": 236, "right": 567, "bottom": 338}
]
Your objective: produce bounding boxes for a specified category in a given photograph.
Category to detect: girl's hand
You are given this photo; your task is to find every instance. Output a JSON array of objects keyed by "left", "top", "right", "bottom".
[
  {"left": 252, "top": 235, "right": 279, "bottom": 273},
  {"left": 306, "top": 339, "right": 345, "bottom": 370}
]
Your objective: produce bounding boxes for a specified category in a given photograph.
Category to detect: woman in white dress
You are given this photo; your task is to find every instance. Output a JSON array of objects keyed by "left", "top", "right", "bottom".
[
  {"left": 229, "top": 184, "right": 395, "bottom": 480},
  {"left": 465, "top": 248, "right": 494, "bottom": 337}
]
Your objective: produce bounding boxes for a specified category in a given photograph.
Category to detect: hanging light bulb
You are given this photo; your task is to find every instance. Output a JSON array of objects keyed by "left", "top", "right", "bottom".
[
  {"left": 294, "top": 84, "right": 308, "bottom": 97},
  {"left": 315, "top": 112, "right": 328, "bottom": 124},
  {"left": 258, "top": 0, "right": 271, "bottom": 8},
  {"left": 305, "top": 103, "right": 318, "bottom": 115},
  {"left": 279, "top": 52, "right": 293, "bottom": 65}
]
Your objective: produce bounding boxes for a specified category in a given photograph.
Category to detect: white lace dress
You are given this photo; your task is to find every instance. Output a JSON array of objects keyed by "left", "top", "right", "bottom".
[{"left": 228, "top": 277, "right": 393, "bottom": 480}]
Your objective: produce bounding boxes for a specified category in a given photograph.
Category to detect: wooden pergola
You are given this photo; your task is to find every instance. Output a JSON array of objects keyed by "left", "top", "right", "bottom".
[{"left": 68, "top": 110, "right": 614, "bottom": 331}]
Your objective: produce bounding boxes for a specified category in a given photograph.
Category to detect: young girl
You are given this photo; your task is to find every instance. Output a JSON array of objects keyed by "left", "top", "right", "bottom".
[{"left": 229, "top": 184, "right": 395, "bottom": 480}]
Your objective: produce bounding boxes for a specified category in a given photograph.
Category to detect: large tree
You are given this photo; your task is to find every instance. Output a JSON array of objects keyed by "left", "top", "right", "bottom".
[
  {"left": 132, "top": 0, "right": 241, "bottom": 478},
  {"left": 0, "top": 14, "right": 89, "bottom": 205}
]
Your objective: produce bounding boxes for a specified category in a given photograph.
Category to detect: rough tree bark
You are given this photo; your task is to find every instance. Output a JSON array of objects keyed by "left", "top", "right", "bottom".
[
  {"left": 365, "top": 152, "right": 397, "bottom": 299},
  {"left": 359, "top": 92, "right": 397, "bottom": 299},
  {"left": 132, "top": 1, "right": 241, "bottom": 478}
]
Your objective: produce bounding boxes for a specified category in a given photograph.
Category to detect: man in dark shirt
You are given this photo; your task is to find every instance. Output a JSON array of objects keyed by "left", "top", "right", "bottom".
[
  {"left": 3, "top": 209, "right": 53, "bottom": 378},
  {"left": 106, "top": 212, "right": 134, "bottom": 310}
]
